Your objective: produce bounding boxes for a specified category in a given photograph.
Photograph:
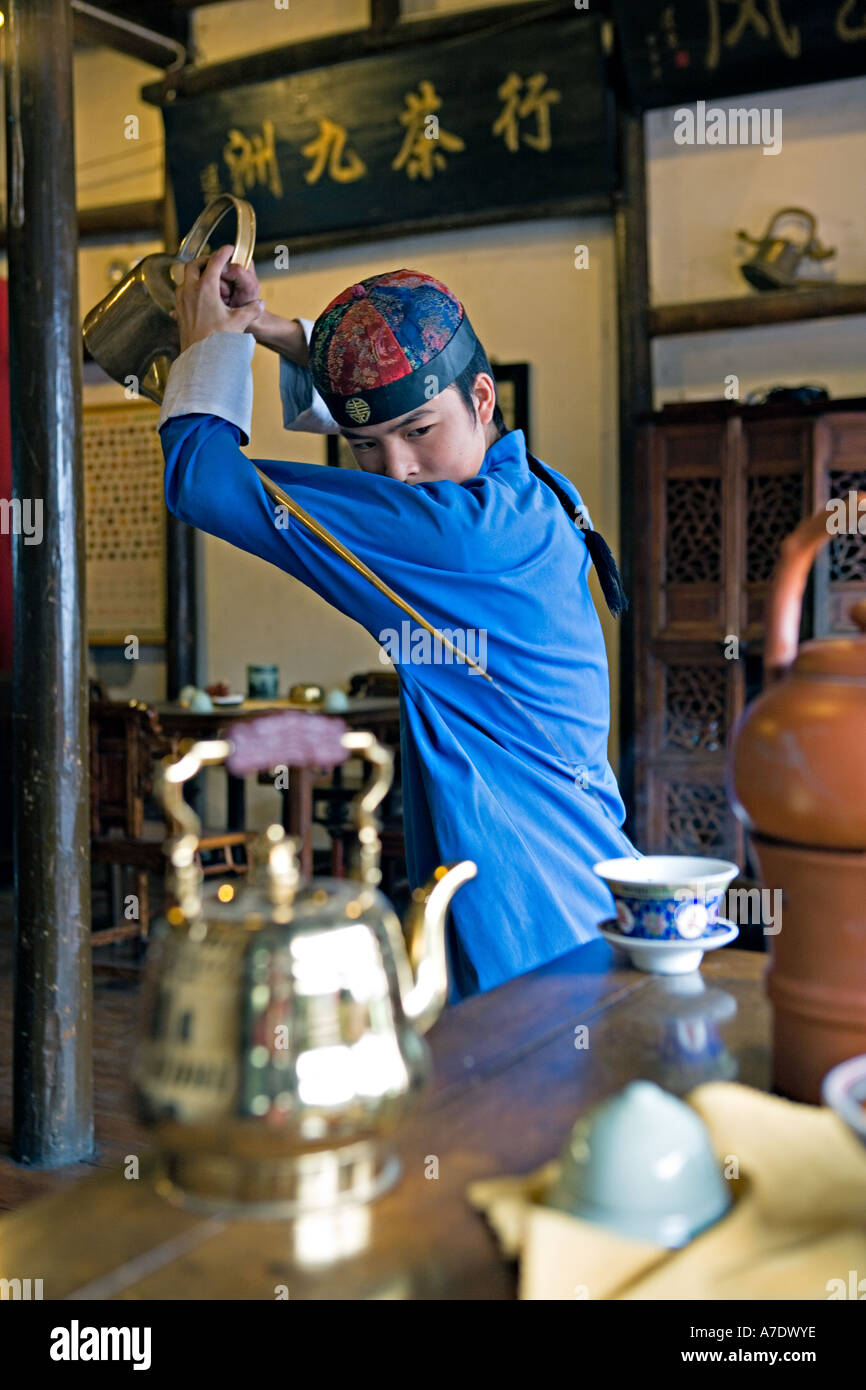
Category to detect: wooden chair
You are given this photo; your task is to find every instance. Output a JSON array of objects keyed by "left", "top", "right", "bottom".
[{"left": 89, "top": 699, "right": 255, "bottom": 951}]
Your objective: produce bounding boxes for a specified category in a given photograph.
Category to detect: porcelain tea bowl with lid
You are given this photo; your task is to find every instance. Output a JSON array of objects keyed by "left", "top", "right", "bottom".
[{"left": 543, "top": 1080, "right": 732, "bottom": 1248}]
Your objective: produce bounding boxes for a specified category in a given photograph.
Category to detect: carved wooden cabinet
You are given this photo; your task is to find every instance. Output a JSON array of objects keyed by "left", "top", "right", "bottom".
[{"left": 632, "top": 398, "right": 866, "bottom": 869}]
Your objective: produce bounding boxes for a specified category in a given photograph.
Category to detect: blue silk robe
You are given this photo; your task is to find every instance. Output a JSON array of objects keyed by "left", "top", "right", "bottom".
[{"left": 158, "top": 331, "right": 640, "bottom": 1000}]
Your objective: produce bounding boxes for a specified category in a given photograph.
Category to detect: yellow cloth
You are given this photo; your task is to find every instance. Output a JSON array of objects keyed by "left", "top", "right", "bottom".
[{"left": 465, "top": 1081, "right": 866, "bottom": 1300}]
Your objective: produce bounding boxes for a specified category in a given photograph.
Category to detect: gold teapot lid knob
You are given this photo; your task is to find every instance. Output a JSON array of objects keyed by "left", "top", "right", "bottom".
[{"left": 261, "top": 824, "right": 300, "bottom": 921}]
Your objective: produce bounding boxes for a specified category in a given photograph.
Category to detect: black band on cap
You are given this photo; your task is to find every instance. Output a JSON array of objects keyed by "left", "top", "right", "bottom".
[{"left": 316, "top": 313, "right": 481, "bottom": 428}]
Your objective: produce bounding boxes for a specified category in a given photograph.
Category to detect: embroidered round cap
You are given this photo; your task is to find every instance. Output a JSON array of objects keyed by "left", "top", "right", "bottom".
[{"left": 308, "top": 268, "right": 481, "bottom": 428}]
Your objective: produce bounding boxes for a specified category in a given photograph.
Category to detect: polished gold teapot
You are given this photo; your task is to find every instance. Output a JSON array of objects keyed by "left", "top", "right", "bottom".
[
  {"left": 83, "top": 193, "right": 255, "bottom": 404},
  {"left": 133, "top": 710, "right": 476, "bottom": 1216}
]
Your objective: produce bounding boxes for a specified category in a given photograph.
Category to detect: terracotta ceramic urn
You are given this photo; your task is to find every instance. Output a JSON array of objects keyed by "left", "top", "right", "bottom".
[{"left": 727, "top": 494, "right": 866, "bottom": 1103}]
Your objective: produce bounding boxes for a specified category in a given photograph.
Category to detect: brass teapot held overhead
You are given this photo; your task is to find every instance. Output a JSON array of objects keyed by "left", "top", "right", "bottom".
[
  {"left": 83, "top": 193, "right": 256, "bottom": 404},
  {"left": 736, "top": 207, "right": 835, "bottom": 292},
  {"left": 133, "top": 710, "right": 476, "bottom": 1216}
]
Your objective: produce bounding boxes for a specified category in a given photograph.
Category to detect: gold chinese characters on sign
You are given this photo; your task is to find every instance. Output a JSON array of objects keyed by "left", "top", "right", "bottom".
[
  {"left": 492, "top": 73, "right": 561, "bottom": 153},
  {"left": 391, "top": 80, "right": 465, "bottom": 180},
  {"left": 223, "top": 119, "right": 284, "bottom": 198},
  {"left": 301, "top": 118, "right": 367, "bottom": 185},
  {"left": 198, "top": 70, "right": 562, "bottom": 198}
]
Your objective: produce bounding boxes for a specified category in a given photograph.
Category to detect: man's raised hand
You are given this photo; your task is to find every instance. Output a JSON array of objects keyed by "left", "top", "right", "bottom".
[
  {"left": 172, "top": 244, "right": 264, "bottom": 351},
  {"left": 217, "top": 248, "right": 263, "bottom": 307}
]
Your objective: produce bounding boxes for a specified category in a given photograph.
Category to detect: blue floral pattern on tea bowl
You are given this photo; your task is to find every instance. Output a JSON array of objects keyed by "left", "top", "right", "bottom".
[{"left": 593, "top": 856, "right": 740, "bottom": 941}]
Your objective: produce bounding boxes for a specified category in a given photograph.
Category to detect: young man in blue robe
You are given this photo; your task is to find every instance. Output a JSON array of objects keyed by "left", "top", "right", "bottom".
[{"left": 158, "top": 248, "right": 641, "bottom": 1001}]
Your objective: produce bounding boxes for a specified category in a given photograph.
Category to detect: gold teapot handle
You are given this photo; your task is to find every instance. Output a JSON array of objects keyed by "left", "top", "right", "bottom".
[
  {"left": 225, "top": 712, "right": 395, "bottom": 889},
  {"left": 158, "top": 712, "right": 395, "bottom": 925},
  {"left": 340, "top": 731, "right": 394, "bottom": 889},
  {"left": 158, "top": 738, "right": 235, "bottom": 924},
  {"left": 737, "top": 205, "right": 816, "bottom": 249},
  {"left": 222, "top": 711, "right": 394, "bottom": 884},
  {"left": 175, "top": 193, "right": 256, "bottom": 271}
]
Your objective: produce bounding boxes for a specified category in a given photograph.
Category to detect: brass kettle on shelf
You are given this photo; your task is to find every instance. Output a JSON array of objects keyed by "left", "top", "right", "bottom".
[
  {"left": 133, "top": 709, "right": 476, "bottom": 1216},
  {"left": 736, "top": 206, "right": 835, "bottom": 292},
  {"left": 83, "top": 193, "right": 256, "bottom": 404}
]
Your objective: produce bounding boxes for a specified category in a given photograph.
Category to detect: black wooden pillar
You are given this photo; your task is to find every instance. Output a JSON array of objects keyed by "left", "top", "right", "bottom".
[
  {"left": 162, "top": 173, "right": 199, "bottom": 700},
  {"left": 7, "top": 0, "right": 94, "bottom": 1162},
  {"left": 614, "top": 105, "right": 652, "bottom": 835},
  {"left": 165, "top": 514, "right": 199, "bottom": 698}
]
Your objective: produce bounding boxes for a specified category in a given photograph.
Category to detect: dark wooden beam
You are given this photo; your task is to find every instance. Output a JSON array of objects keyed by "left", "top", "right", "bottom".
[
  {"left": 369, "top": 0, "right": 401, "bottom": 35},
  {"left": 78, "top": 198, "right": 165, "bottom": 238},
  {"left": 252, "top": 193, "right": 613, "bottom": 261},
  {"left": 6, "top": 0, "right": 94, "bottom": 1164},
  {"left": 635, "top": 393, "right": 866, "bottom": 424},
  {"left": 72, "top": 0, "right": 189, "bottom": 67},
  {"left": 0, "top": 199, "right": 165, "bottom": 251},
  {"left": 649, "top": 284, "right": 866, "bottom": 337},
  {"left": 141, "top": 1, "right": 562, "bottom": 104},
  {"left": 613, "top": 106, "right": 652, "bottom": 837}
]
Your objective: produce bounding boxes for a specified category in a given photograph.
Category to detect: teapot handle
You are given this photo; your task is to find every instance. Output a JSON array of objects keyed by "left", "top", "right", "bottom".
[
  {"left": 225, "top": 711, "right": 395, "bottom": 888},
  {"left": 764, "top": 491, "right": 866, "bottom": 682},
  {"left": 738, "top": 206, "right": 816, "bottom": 249},
  {"left": 160, "top": 710, "right": 394, "bottom": 893},
  {"left": 174, "top": 193, "right": 256, "bottom": 270}
]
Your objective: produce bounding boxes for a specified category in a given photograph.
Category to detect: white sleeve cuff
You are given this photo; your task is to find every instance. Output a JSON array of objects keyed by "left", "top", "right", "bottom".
[
  {"left": 279, "top": 317, "right": 341, "bottom": 435},
  {"left": 158, "top": 332, "right": 255, "bottom": 445}
]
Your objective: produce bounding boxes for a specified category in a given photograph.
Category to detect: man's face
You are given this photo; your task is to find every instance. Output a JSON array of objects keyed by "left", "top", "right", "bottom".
[{"left": 339, "top": 373, "right": 498, "bottom": 484}]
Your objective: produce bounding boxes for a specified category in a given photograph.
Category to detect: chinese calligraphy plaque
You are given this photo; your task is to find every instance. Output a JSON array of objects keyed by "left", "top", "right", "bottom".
[{"left": 159, "top": 11, "right": 613, "bottom": 250}]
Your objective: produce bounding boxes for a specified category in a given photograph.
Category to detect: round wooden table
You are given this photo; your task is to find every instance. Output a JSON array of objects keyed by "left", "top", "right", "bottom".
[{"left": 0, "top": 944, "right": 769, "bottom": 1299}]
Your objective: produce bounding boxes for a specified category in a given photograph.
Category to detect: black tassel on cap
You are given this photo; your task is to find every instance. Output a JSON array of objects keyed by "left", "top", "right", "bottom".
[
  {"left": 582, "top": 526, "right": 629, "bottom": 618},
  {"left": 525, "top": 452, "right": 629, "bottom": 618}
]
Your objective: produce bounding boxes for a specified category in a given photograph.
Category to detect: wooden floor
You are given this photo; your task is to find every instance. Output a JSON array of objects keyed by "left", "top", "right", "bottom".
[{"left": 0, "top": 884, "right": 153, "bottom": 1214}]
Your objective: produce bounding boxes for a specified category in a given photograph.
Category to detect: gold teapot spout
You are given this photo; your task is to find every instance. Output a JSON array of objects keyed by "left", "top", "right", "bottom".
[{"left": 401, "top": 861, "right": 477, "bottom": 1033}]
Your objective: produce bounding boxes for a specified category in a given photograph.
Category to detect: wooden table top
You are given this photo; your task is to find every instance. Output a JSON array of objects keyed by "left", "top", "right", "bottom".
[
  {"left": 153, "top": 696, "right": 400, "bottom": 723},
  {"left": 0, "top": 944, "right": 769, "bottom": 1300}
]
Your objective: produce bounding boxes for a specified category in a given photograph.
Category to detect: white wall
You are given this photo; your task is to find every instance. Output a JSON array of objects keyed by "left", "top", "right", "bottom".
[{"left": 646, "top": 76, "right": 866, "bottom": 404}]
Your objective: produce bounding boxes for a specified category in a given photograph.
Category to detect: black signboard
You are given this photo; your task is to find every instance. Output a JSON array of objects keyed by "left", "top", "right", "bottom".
[
  {"left": 159, "top": 11, "right": 614, "bottom": 252},
  {"left": 612, "top": 0, "right": 866, "bottom": 110}
]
